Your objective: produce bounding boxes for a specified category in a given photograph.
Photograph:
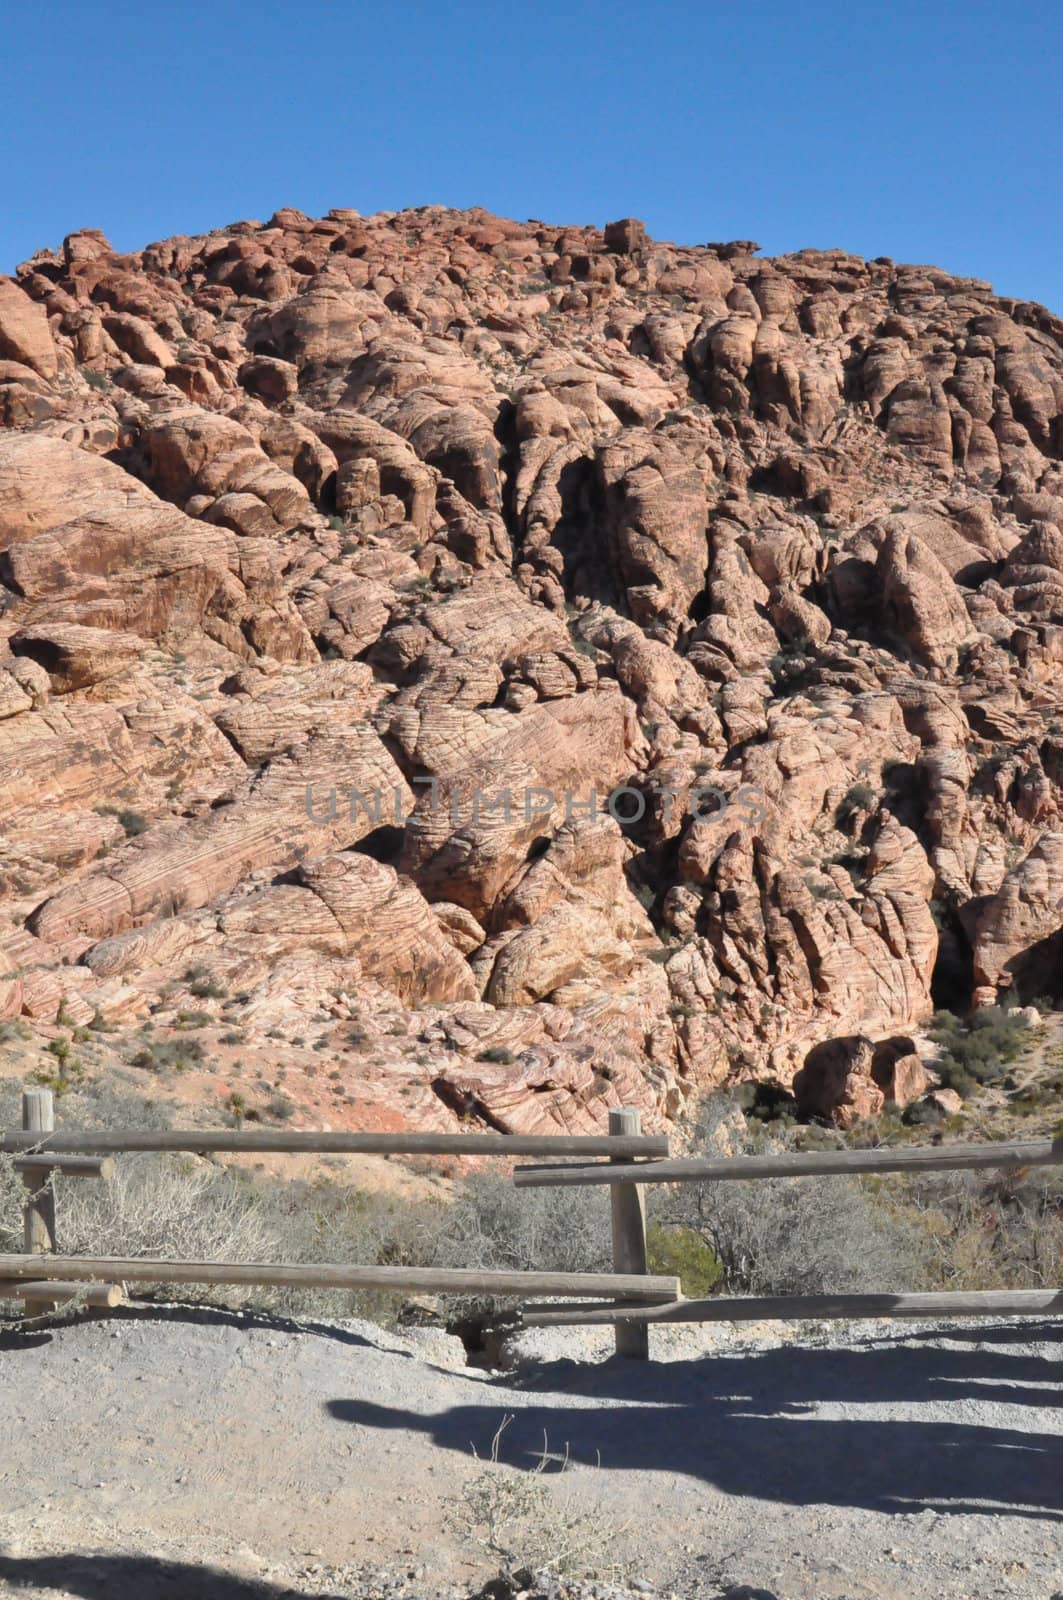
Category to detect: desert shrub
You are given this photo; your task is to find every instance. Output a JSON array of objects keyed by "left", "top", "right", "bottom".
[
  {"left": 173, "top": 1010, "right": 211, "bottom": 1030},
  {"left": 630, "top": 879, "right": 656, "bottom": 911},
  {"left": 890, "top": 1167, "right": 1063, "bottom": 1290},
  {"left": 654, "top": 1102, "right": 924, "bottom": 1296},
  {"left": 428, "top": 1170, "right": 614, "bottom": 1321},
  {"left": 448, "top": 1419, "right": 624, "bottom": 1587},
  {"left": 32, "top": 1038, "right": 87, "bottom": 1095},
  {"left": 927, "top": 1006, "right": 1034, "bottom": 1090},
  {"left": 645, "top": 1222, "right": 721, "bottom": 1296},
  {"left": 768, "top": 635, "right": 814, "bottom": 691},
  {"left": 186, "top": 968, "right": 227, "bottom": 999},
  {"left": 58, "top": 1154, "right": 278, "bottom": 1268},
  {"left": 0, "top": 1153, "right": 23, "bottom": 1254},
  {"left": 657, "top": 1093, "right": 1063, "bottom": 1300},
  {"left": 661, "top": 1172, "right": 924, "bottom": 1296},
  {"left": 0, "top": 1079, "right": 177, "bottom": 1145},
  {"left": 829, "top": 849, "right": 868, "bottom": 889},
  {"left": 476, "top": 1046, "right": 516, "bottom": 1064},
  {"left": 0, "top": 1146, "right": 280, "bottom": 1318},
  {"left": 1, "top": 1130, "right": 443, "bottom": 1320},
  {"left": 435, "top": 1170, "right": 611, "bottom": 1279},
  {"left": 732, "top": 1080, "right": 799, "bottom": 1125},
  {"left": 902, "top": 1097, "right": 944, "bottom": 1128},
  {"left": 806, "top": 878, "right": 843, "bottom": 902},
  {"left": 835, "top": 782, "right": 876, "bottom": 826},
  {"left": 131, "top": 1037, "right": 205, "bottom": 1073},
  {"left": 568, "top": 635, "right": 599, "bottom": 659}
]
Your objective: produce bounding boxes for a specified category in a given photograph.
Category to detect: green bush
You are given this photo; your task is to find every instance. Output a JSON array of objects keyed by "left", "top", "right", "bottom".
[
  {"left": 835, "top": 782, "right": 877, "bottom": 826},
  {"left": 768, "top": 635, "right": 814, "bottom": 691},
  {"left": 927, "top": 1006, "right": 1035, "bottom": 1090},
  {"left": 189, "top": 976, "right": 227, "bottom": 1000},
  {"left": 654, "top": 1101, "right": 924, "bottom": 1296},
  {"left": 646, "top": 1222, "right": 721, "bottom": 1296},
  {"left": 131, "top": 1037, "right": 205, "bottom": 1073}
]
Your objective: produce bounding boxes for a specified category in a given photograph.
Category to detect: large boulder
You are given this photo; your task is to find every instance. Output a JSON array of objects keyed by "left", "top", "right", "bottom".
[
  {"left": 0, "top": 278, "right": 57, "bottom": 376},
  {"left": 793, "top": 1035, "right": 885, "bottom": 1128}
]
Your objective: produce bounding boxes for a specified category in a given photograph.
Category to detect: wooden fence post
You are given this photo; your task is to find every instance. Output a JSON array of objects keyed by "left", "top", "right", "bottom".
[
  {"left": 608, "top": 1106, "right": 649, "bottom": 1360},
  {"left": 21, "top": 1088, "right": 57, "bottom": 1316}
]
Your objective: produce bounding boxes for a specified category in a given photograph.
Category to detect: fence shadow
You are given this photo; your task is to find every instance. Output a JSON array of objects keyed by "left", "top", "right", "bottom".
[
  {"left": 0, "top": 1553, "right": 349, "bottom": 1600},
  {"left": 2, "top": 1298, "right": 411, "bottom": 1357},
  {"left": 328, "top": 1332, "right": 1063, "bottom": 1521}
]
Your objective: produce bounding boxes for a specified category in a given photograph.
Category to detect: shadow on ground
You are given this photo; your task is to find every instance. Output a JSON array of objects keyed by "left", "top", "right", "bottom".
[
  {"left": 328, "top": 1322, "right": 1063, "bottom": 1522},
  {"left": 0, "top": 1553, "right": 347, "bottom": 1599},
  {"left": 1, "top": 1299, "right": 408, "bottom": 1356}
]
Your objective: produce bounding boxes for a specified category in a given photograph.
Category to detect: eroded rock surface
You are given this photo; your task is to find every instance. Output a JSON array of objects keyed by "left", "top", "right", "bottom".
[{"left": 1, "top": 207, "right": 1062, "bottom": 1131}]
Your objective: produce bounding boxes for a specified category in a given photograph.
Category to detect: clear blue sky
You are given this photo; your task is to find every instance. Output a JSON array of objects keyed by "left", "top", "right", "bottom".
[{"left": 2, "top": 0, "right": 1060, "bottom": 310}]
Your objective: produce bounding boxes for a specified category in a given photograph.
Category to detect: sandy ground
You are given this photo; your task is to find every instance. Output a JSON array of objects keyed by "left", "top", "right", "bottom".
[{"left": 0, "top": 1306, "right": 1059, "bottom": 1600}]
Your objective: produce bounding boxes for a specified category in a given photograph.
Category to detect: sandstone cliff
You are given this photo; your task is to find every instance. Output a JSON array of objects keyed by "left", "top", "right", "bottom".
[{"left": 1, "top": 205, "right": 1061, "bottom": 1131}]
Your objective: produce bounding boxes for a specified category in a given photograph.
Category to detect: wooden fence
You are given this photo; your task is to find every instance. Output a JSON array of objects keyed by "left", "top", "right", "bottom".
[
  {"left": 1, "top": 1093, "right": 675, "bottom": 1345},
  {"left": 3, "top": 1088, "right": 1061, "bottom": 1357}
]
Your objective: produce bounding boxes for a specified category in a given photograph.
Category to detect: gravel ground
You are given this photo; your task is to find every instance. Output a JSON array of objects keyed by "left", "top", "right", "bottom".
[{"left": 0, "top": 1305, "right": 1059, "bottom": 1599}]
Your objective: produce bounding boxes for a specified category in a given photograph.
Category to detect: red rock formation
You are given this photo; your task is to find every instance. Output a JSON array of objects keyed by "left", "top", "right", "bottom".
[{"left": 1, "top": 204, "right": 1062, "bottom": 1133}]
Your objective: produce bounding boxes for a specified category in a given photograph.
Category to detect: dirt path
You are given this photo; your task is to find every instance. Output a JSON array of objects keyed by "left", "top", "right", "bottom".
[{"left": 0, "top": 1307, "right": 1059, "bottom": 1599}]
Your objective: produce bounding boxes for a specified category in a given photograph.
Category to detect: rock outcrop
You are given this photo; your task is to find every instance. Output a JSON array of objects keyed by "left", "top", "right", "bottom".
[{"left": 1, "top": 203, "right": 1062, "bottom": 1134}]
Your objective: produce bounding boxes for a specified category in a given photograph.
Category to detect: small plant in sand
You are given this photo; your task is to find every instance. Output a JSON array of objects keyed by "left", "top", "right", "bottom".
[{"left": 449, "top": 1416, "right": 626, "bottom": 1589}]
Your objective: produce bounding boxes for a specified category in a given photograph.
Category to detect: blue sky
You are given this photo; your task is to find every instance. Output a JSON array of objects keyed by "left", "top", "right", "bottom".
[{"left": 2, "top": 0, "right": 1060, "bottom": 309}]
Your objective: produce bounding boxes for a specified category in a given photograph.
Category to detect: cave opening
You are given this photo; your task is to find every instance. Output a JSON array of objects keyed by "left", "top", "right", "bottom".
[{"left": 930, "top": 912, "right": 975, "bottom": 1012}]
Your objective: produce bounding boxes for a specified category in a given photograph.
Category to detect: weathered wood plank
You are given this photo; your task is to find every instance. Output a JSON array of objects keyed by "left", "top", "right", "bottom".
[
  {"left": 0, "top": 1280, "right": 125, "bottom": 1309},
  {"left": 522, "top": 1289, "right": 1063, "bottom": 1325},
  {"left": 609, "top": 1108, "right": 649, "bottom": 1360},
  {"left": 13, "top": 1155, "right": 115, "bottom": 1180},
  {"left": 20, "top": 1091, "right": 56, "bottom": 1317},
  {"left": 513, "top": 1138, "right": 1063, "bottom": 1188},
  {"left": 0, "top": 1129, "right": 669, "bottom": 1159},
  {"left": 0, "top": 1255, "right": 680, "bottom": 1301}
]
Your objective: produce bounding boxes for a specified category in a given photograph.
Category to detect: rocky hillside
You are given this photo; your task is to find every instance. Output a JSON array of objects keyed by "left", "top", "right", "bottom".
[{"left": 1, "top": 205, "right": 1062, "bottom": 1135}]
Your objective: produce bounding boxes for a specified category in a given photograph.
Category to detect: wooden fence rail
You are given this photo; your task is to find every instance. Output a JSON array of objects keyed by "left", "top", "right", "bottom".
[
  {"left": 0, "top": 1280, "right": 125, "bottom": 1309},
  {"left": 0, "top": 1128, "right": 669, "bottom": 1159},
  {"left": 513, "top": 1136, "right": 1063, "bottom": 1188},
  {"left": 4, "top": 1089, "right": 1061, "bottom": 1356},
  {"left": 13, "top": 1154, "right": 115, "bottom": 1179},
  {"left": 523, "top": 1288, "right": 1063, "bottom": 1325},
  {"left": 0, "top": 1253, "right": 678, "bottom": 1302}
]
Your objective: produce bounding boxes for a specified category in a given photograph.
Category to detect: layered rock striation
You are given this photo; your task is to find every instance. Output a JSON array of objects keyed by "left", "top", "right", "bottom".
[{"left": 1, "top": 205, "right": 1061, "bottom": 1129}]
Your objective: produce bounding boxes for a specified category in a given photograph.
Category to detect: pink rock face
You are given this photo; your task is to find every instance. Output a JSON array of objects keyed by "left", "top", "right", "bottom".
[
  {"left": 0, "top": 278, "right": 57, "bottom": 376},
  {"left": 1, "top": 202, "right": 1062, "bottom": 1134},
  {"left": 972, "top": 832, "right": 1063, "bottom": 994}
]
